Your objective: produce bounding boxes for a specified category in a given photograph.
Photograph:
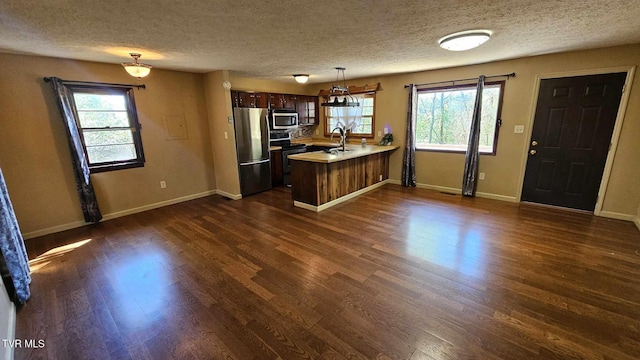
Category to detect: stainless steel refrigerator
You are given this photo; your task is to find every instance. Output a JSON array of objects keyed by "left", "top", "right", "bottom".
[{"left": 233, "top": 107, "right": 271, "bottom": 196}]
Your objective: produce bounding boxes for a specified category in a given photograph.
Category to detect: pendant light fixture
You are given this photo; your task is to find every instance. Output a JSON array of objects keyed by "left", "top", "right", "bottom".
[
  {"left": 293, "top": 74, "right": 309, "bottom": 83},
  {"left": 321, "top": 67, "right": 359, "bottom": 107},
  {"left": 439, "top": 30, "right": 491, "bottom": 51},
  {"left": 122, "top": 53, "right": 152, "bottom": 78}
]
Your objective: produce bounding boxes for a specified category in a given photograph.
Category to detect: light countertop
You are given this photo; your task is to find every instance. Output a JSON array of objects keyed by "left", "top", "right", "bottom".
[
  {"left": 269, "top": 146, "right": 282, "bottom": 151},
  {"left": 287, "top": 145, "right": 399, "bottom": 163}
]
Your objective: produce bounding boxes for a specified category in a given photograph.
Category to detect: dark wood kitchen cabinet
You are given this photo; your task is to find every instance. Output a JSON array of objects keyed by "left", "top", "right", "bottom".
[
  {"left": 268, "top": 93, "right": 284, "bottom": 109},
  {"left": 297, "top": 95, "right": 318, "bottom": 125},
  {"left": 231, "top": 91, "right": 268, "bottom": 108},
  {"left": 284, "top": 94, "right": 297, "bottom": 110},
  {"left": 269, "top": 93, "right": 297, "bottom": 110},
  {"left": 270, "top": 148, "right": 283, "bottom": 185},
  {"left": 232, "top": 91, "right": 315, "bottom": 122},
  {"left": 231, "top": 91, "right": 239, "bottom": 107}
]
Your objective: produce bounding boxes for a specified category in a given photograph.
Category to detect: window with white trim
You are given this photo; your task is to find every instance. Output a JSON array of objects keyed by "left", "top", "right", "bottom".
[
  {"left": 416, "top": 81, "right": 504, "bottom": 154},
  {"left": 69, "top": 85, "right": 145, "bottom": 172}
]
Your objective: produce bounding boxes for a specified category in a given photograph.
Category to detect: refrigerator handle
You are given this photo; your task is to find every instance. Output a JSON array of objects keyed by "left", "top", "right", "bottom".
[{"left": 239, "top": 159, "right": 270, "bottom": 166}]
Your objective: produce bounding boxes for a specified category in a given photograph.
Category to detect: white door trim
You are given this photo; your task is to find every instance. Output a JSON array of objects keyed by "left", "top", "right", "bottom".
[{"left": 515, "top": 65, "right": 636, "bottom": 216}]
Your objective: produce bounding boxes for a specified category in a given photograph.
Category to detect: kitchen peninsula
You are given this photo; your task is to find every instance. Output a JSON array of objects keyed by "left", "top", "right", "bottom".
[{"left": 288, "top": 145, "right": 398, "bottom": 211}]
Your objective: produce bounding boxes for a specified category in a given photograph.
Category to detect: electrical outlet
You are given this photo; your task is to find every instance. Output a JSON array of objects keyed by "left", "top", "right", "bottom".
[
  {"left": 379, "top": 175, "right": 383, "bottom": 181},
  {"left": 514, "top": 125, "right": 525, "bottom": 134},
  {"left": 479, "top": 172, "right": 485, "bottom": 180},
  {"left": 377, "top": 131, "right": 382, "bottom": 137},
  {"left": 160, "top": 181, "right": 167, "bottom": 188},
  {"left": 227, "top": 116, "right": 233, "bottom": 123},
  {"left": 224, "top": 132, "right": 228, "bottom": 139},
  {"left": 315, "top": 129, "right": 319, "bottom": 135}
]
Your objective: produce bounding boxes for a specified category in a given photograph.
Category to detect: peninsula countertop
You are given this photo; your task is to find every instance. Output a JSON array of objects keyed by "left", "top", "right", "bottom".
[{"left": 287, "top": 145, "right": 399, "bottom": 164}]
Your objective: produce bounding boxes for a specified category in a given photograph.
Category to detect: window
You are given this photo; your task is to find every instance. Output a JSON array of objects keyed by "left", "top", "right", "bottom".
[
  {"left": 69, "top": 85, "right": 145, "bottom": 173},
  {"left": 416, "top": 81, "right": 504, "bottom": 154},
  {"left": 325, "top": 93, "right": 375, "bottom": 137}
]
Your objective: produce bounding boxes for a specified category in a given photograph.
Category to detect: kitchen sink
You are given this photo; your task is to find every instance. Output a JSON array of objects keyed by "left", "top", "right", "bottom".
[{"left": 323, "top": 148, "right": 352, "bottom": 154}]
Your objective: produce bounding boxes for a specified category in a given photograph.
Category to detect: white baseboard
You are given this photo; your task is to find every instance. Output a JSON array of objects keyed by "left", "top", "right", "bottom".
[
  {"left": 100, "top": 190, "right": 218, "bottom": 221},
  {"left": 387, "top": 180, "right": 518, "bottom": 203},
  {"left": 390, "top": 179, "right": 639, "bottom": 225},
  {"left": 416, "top": 183, "right": 461, "bottom": 194},
  {"left": 475, "top": 191, "right": 518, "bottom": 203},
  {"left": 598, "top": 211, "right": 636, "bottom": 222},
  {"left": 22, "top": 220, "right": 88, "bottom": 240},
  {"left": 22, "top": 189, "right": 218, "bottom": 239},
  {"left": 215, "top": 189, "right": 242, "bottom": 200},
  {"left": 294, "top": 179, "right": 390, "bottom": 212}
]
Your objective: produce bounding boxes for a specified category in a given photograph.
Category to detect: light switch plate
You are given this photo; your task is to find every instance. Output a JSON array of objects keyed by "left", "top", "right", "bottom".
[
  {"left": 514, "top": 125, "right": 525, "bottom": 134},
  {"left": 377, "top": 131, "right": 382, "bottom": 137},
  {"left": 228, "top": 116, "right": 233, "bottom": 123},
  {"left": 224, "top": 132, "right": 228, "bottom": 139}
]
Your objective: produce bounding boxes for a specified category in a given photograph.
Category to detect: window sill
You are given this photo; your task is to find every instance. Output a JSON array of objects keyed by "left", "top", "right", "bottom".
[
  {"left": 90, "top": 161, "right": 144, "bottom": 174},
  {"left": 416, "top": 147, "right": 496, "bottom": 156}
]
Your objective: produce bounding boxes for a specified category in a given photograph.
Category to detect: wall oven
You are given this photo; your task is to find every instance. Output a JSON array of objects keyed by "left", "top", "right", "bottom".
[{"left": 270, "top": 109, "right": 298, "bottom": 130}]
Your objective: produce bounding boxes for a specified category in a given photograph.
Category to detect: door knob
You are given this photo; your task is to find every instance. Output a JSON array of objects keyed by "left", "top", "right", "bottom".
[
  {"left": 531, "top": 140, "right": 538, "bottom": 146},
  {"left": 529, "top": 149, "right": 537, "bottom": 155}
]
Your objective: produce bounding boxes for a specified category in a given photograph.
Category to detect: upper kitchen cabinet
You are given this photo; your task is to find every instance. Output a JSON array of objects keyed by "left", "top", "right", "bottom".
[
  {"left": 231, "top": 91, "right": 268, "bottom": 108},
  {"left": 269, "top": 93, "right": 297, "bottom": 110},
  {"left": 297, "top": 96, "right": 318, "bottom": 125},
  {"left": 232, "top": 91, "right": 316, "bottom": 124}
]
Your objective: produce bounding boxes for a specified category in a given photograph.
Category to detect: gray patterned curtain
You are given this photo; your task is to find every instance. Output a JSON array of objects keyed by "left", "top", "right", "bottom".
[
  {"left": 462, "top": 75, "right": 485, "bottom": 197},
  {"left": 0, "top": 168, "right": 31, "bottom": 304},
  {"left": 401, "top": 84, "right": 417, "bottom": 187},
  {"left": 49, "top": 77, "right": 102, "bottom": 222}
]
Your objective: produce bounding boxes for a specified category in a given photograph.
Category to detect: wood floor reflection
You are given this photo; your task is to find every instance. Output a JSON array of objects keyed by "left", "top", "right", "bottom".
[{"left": 16, "top": 185, "right": 640, "bottom": 359}]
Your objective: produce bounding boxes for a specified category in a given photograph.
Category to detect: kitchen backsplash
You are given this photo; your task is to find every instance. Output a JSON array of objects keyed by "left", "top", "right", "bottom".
[{"left": 290, "top": 126, "right": 315, "bottom": 139}]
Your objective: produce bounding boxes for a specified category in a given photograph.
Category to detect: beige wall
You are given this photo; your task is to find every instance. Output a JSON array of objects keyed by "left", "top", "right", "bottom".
[
  {"left": 204, "top": 71, "right": 241, "bottom": 197},
  {"left": 229, "top": 75, "right": 310, "bottom": 94},
  {"left": 0, "top": 53, "right": 215, "bottom": 236},
  {"left": 309, "top": 44, "right": 640, "bottom": 217}
]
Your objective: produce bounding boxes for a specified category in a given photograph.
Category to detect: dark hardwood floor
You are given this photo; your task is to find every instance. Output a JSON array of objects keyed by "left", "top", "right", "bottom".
[{"left": 15, "top": 185, "right": 640, "bottom": 359}]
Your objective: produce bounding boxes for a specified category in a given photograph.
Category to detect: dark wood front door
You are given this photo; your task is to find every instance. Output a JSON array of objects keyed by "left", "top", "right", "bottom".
[{"left": 521, "top": 72, "right": 626, "bottom": 211}]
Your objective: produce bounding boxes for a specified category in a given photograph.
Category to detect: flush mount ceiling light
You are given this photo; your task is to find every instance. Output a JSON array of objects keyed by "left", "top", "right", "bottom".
[
  {"left": 122, "top": 53, "right": 152, "bottom": 78},
  {"left": 293, "top": 74, "right": 309, "bottom": 83},
  {"left": 321, "top": 67, "right": 360, "bottom": 107},
  {"left": 439, "top": 30, "right": 491, "bottom": 51}
]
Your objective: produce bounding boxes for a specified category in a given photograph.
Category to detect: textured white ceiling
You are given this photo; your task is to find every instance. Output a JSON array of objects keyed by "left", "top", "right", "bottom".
[{"left": 1, "top": 0, "right": 639, "bottom": 83}]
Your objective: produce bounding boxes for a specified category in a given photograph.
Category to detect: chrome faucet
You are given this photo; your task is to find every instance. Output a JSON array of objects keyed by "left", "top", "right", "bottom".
[{"left": 330, "top": 126, "right": 346, "bottom": 152}]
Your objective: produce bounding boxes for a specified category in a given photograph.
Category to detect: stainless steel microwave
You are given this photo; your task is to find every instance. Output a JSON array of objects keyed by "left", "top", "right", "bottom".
[{"left": 270, "top": 109, "right": 298, "bottom": 130}]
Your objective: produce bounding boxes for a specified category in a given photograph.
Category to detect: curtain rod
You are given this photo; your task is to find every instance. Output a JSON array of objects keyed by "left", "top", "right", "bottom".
[
  {"left": 404, "top": 72, "right": 515, "bottom": 89},
  {"left": 43, "top": 77, "right": 146, "bottom": 90}
]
